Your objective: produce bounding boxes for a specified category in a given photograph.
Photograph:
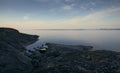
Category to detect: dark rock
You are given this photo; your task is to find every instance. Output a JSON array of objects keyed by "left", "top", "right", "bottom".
[
  {"left": 31, "top": 43, "right": 120, "bottom": 73},
  {"left": 0, "top": 28, "right": 39, "bottom": 73}
]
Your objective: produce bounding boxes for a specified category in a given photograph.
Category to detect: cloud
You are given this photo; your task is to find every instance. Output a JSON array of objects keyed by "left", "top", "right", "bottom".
[
  {"left": 65, "top": 0, "right": 74, "bottom": 2},
  {"left": 34, "top": 0, "right": 49, "bottom": 2},
  {"left": 1, "top": 7, "right": 120, "bottom": 29},
  {"left": 45, "top": 7, "right": 120, "bottom": 29},
  {"left": 67, "top": 7, "right": 120, "bottom": 24},
  {"left": 80, "top": 6, "right": 87, "bottom": 10},
  {"left": 90, "top": 2, "right": 96, "bottom": 6},
  {"left": 62, "top": 3, "right": 75, "bottom": 10},
  {"left": 33, "top": 0, "right": 59, "bottom": 3},
  {"left": 65, "top": 0, "right": 70, "bottom": 2},
  {"left": 62, "top": 5, "right": 72, "bottom": 10},
  {"left": 23, "top": 16, "right": 29, "bottom": 20}
]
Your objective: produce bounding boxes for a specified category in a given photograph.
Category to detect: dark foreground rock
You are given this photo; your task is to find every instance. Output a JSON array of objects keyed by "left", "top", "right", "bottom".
[
  {"left": 0, "top": 28, "right": 39, "bottom": 73},
  {"left": 30, "top": 43, "right": 120, "bottom": 73}
]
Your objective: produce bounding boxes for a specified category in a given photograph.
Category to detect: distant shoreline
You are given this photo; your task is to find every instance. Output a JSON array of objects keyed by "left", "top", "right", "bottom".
[{"left": 34, "top": 29, "right": 120, "bottom": 31}]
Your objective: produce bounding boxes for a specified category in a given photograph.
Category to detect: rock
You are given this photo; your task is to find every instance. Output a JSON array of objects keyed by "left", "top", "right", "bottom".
[
  {"left": 31, "top": 43, "right": 120, "bottom": 73},
  {"left": 0, "top": 28, "right": 39, "bottom": 73}
]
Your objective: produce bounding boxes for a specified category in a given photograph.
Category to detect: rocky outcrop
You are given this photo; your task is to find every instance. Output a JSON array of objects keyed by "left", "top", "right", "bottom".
[
  {"left": 31, "top": 43, "right": 120, "bottom": 73},
  {"left": 0, "top": 28, "right": 39, "bottom": 73}
]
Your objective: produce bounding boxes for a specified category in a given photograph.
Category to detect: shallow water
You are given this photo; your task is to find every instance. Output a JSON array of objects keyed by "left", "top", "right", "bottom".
[{"left": 21, "top": 29, "right": 120, "bottom": 52}]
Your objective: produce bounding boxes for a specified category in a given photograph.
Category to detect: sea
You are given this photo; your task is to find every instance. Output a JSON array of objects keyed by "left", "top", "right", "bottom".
[{"left": 20, "top": 29, "right": 120, "bottom": 52}]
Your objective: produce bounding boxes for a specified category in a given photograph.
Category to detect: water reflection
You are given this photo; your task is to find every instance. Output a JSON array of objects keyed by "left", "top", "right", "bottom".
[{"left": 21, "top": 30, "right": 120, "bottom": 51}]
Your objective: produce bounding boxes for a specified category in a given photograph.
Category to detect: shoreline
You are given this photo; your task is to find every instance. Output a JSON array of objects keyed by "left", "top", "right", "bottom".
[{"left": 0, "top": 28, "right": 120, "bottom": 73}]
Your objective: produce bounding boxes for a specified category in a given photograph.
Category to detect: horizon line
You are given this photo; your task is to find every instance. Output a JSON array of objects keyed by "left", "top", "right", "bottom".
[{"left": 33, "top": 28, "right": 120, "bottom": 30}]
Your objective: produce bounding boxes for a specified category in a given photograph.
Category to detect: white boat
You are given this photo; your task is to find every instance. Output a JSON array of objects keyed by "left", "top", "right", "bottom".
[{"left": 37, "top": 44, "right": 48, "bottom": 53}]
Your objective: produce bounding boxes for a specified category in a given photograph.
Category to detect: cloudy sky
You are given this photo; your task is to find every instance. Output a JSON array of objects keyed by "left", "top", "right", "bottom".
[{"left": 0, "top": 0, "right": 120, "bottom": 29}]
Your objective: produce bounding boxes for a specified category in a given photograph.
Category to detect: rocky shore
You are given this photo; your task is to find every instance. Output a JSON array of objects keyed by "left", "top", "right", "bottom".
[
  {"left": 0, "top": 28, "right": 39, "bottom": 73},
  {"left": 0, "top": 28, "right": 120, "bottom": 73},
  {"left": 30, "top": 43, "right": 120, "bottom": 73}
]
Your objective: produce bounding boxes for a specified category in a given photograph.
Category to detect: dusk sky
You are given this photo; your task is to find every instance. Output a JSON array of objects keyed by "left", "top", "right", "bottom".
[{"left": 0, "top": 0, "right": 120, "bottom": 29}]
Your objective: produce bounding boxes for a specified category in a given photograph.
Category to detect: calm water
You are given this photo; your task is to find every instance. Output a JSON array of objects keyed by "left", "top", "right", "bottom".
[{"left": 21, "top": 30, "right": 120, "bottom": 52}]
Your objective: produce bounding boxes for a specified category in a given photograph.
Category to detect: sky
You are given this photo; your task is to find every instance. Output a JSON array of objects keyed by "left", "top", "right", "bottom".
[{"left": 0, "top": 0, "right": 120, "bottom": 29}]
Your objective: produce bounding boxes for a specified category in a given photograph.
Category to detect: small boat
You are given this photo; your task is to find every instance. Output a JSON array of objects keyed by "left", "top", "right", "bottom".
[{"left": 37, "top": 44, "right": 48, "bottom": 54}]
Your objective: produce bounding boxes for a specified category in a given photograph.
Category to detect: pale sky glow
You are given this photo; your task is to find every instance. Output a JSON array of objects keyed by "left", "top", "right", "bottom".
[{"left": 0, "top": 0, "right": 120, "bottom": 29}]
